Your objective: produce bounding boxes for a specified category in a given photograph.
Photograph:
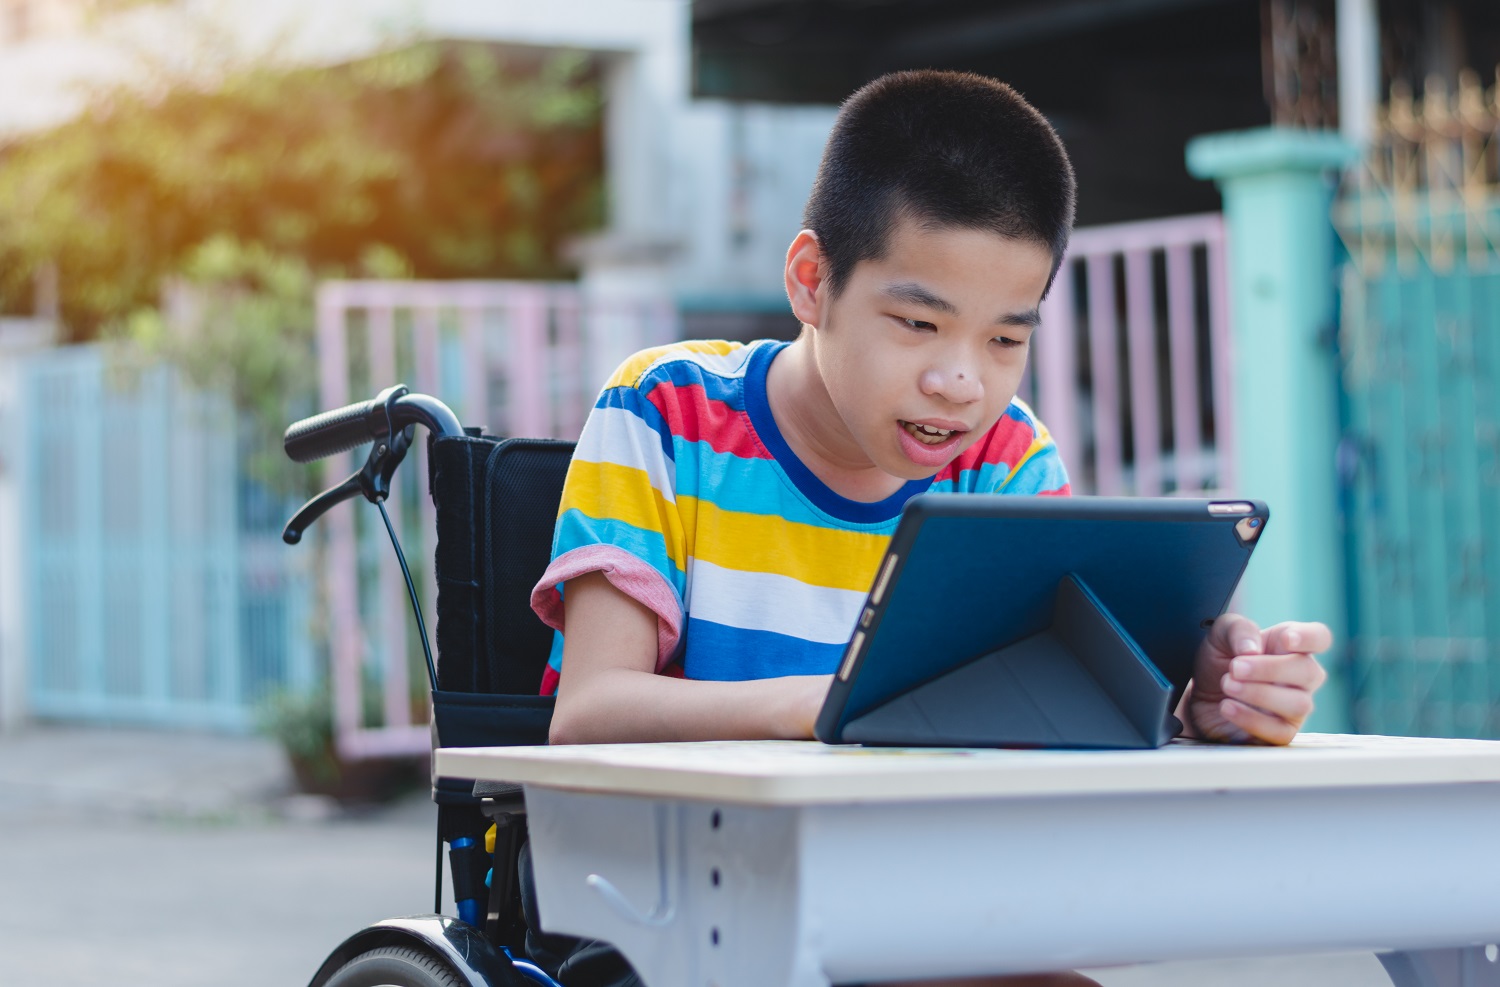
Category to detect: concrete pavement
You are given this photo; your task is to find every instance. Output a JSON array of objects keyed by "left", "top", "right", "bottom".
[
  {"left": 0, "top": 724, "right": 1393, "bottom": 987},
  {"left": 0, "top": 724, "right": 437, "bottom": 986}
]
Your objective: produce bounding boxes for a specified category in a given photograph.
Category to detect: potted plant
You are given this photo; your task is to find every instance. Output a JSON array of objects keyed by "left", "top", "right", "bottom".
[{"left": 257, "top": 687, "right": 426, "bottom": 804}]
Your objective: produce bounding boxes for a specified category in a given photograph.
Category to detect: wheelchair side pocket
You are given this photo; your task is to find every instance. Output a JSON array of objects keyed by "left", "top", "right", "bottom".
[{"left": 431, "top": 690, "right": 553, "bottom": 805}]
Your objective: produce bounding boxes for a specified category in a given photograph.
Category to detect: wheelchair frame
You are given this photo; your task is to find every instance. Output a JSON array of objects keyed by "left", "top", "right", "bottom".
[{"left": 283, "top": 387, "right": 575, "bottom": 987}]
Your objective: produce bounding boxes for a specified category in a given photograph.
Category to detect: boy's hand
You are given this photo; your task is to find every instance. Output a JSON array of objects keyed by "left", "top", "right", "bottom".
[{"left": 1182, "top": 615, "right": 1331, "bottom": 745}]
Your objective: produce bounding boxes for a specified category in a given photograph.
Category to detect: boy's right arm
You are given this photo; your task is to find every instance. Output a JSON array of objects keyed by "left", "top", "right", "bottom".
[{"left": 548, "top": 571, "right": 829, "bottom": 745}]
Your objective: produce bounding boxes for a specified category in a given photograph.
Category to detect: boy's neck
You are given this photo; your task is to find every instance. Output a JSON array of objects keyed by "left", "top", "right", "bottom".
[{"left": 764, "top": 333, "right": 910, "bottom": 503}]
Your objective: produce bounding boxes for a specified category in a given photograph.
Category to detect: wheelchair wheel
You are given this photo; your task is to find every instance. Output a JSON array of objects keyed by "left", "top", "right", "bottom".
[{"left": 323, "top": 945, "right": 466, "bottom": 987}]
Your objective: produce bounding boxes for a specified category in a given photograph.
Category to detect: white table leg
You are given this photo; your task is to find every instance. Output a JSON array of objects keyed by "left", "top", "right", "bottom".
[
  {"left": 523, "top": 787, "right": 831, "bottom": 987},
  {"left": 1381, "top": 947, "right": 1500, "bottom": 986}
]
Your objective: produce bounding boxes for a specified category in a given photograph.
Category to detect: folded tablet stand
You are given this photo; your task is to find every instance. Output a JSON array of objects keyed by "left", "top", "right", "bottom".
[{"left": 841, "top": 574, "right": 1183, "bottom": 749}]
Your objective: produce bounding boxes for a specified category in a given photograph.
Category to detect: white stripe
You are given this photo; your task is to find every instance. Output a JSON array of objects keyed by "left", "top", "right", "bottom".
[
  {"left": 573, "top": 405, "right": 676, "bottom": 502},
  {"left": 640, "top": 340, "right": 759, "bottom": 382},
  {"left": 686, "top": 558, "right": 867, "bottom": 645}
]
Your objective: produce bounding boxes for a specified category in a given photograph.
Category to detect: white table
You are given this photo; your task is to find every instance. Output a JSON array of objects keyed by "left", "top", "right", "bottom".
[{"left": 435, "top": 735, "right": 1500, "bottom": 987}]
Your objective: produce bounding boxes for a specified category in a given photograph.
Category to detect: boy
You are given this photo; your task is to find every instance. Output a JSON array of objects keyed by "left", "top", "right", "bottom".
[{"left": 527, "top": 70, "right": 1330, "bottom": 986}]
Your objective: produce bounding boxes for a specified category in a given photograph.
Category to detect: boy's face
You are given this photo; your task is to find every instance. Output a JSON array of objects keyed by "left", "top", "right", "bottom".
[{"left": 788, "top": 215, "right": 1055, "bottom": 481}]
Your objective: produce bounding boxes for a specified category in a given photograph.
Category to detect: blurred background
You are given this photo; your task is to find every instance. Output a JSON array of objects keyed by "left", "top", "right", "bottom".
[{"left": 0, "top": 1, "right": 1497, "bottom": 984}]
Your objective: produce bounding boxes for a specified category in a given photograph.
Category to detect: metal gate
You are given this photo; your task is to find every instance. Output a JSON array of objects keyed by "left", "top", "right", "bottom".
[
  {"left": 18, "top": 345, "right": 315, "bottom": 730},
  {"left": 1334, "top": 72, "right": 1500, "bottom": 737}
]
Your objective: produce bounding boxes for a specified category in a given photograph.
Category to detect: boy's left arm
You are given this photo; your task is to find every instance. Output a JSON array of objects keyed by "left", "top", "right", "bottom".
[{"left": 1178, "top": 615, "right": 1332, "bottom": 745}]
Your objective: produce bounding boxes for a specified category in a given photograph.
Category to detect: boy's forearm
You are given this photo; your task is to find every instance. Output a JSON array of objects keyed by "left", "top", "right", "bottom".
[
  {"left": 549, "top": 667, "right": 826, "bottom": 745},
  {"left": 551, "top": 570, "right": 829, "bottom": 744}
]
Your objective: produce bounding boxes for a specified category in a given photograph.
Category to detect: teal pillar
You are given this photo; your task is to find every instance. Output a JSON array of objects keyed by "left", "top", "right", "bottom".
[{"left": 1186, "top": 128, "right": 1358, "bottom": 733}]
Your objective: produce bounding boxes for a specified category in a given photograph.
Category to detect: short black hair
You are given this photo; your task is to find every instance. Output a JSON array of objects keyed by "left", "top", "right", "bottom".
[{"left": 803, "top": 70, "right": 1076, "bottom": 298}]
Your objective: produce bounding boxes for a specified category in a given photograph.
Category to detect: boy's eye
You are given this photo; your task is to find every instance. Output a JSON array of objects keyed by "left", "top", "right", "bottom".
[
  {"left": 900, "top": 317, "right": 937, "bottom": 331},
  {"left": 993, "top": 335, "right": 1025, "bottom": 348}
]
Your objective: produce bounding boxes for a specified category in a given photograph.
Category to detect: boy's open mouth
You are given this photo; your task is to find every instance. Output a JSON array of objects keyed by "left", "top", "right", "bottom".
[{"left": 899, "top": 420, "right": 962, "bottom": 446}]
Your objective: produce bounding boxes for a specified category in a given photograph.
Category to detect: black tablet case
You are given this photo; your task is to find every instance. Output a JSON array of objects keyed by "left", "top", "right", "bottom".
[{"left": 816, "top": 496, "right": 1267, "bottom": 750}]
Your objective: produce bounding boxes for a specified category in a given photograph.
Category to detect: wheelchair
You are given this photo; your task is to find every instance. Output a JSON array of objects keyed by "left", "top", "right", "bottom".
[{"left": 281, "top": 385, "right": 575, "bottom": 987}]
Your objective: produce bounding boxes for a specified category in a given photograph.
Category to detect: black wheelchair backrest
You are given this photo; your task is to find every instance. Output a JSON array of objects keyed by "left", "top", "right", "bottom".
[{"left": 429, "top": 434, "right": 573, "bottom": 760}]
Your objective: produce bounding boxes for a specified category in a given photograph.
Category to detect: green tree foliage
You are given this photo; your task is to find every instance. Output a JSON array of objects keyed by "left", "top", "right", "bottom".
[{"left": 0, "top": 40, "right": 604, "bottom": 336}]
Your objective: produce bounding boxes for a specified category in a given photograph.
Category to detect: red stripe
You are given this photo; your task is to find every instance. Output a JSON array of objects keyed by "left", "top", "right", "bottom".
[{"left": 645, "top": 382, "right": 771, "bottom": 460}]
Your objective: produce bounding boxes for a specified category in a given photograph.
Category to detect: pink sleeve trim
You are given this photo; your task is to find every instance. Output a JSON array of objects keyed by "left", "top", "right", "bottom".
[{"left": 530, "top": 545, "right": 683, "bottom": 672}]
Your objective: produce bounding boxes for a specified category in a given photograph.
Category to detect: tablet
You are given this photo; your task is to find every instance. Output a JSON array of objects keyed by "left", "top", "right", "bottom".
[{"left": 814, "top": 495, "right": 1268, "bottom": 749}]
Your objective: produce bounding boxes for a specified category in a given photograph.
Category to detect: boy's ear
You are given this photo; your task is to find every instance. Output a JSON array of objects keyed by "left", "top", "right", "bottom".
[{"left": 784, "top": 230, "right": 826, "bottom": 328}]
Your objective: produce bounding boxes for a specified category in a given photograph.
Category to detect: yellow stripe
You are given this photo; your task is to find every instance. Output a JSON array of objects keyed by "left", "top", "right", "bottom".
[
  {"left": 605, "top": 340, "right": 742, "bottom": 389},
  {"left": 998, "top": 435, "right": 1051, "bottom": 490},
  {"left": 557, "top": 455, "right": 892, "bottom": 593},
  {"left": 558, "top": 460, "right": 688, "bottom": 570},
  {"left": 683, "top": 497, "right": 890, "bottom": 592}
]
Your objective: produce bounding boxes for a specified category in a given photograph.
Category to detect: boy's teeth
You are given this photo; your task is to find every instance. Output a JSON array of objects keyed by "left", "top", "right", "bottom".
[{"left": 902, "top": 421, "right": 954, "bottom": 445}]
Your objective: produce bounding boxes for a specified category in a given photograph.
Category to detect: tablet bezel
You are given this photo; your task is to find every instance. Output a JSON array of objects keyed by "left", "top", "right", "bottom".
[{"left": 814, "top": 495, "right": 1269, "bottom": 745}]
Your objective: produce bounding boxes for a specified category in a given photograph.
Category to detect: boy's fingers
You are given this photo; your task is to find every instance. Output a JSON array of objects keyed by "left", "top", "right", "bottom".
[
  {"left": 1229, "top": 652, "right": 1327, "bottom": 690},
  {"left": 1219, "top": 676, "right": 1316, "bottom": 723},
  {"left": 1210, "top": 613, "right": 1263, "bottom": 656},
  {"left": 1264, "top": 621, "right": 1334, "bottom": 656},
  {"left": 1219, "top": 698, "right": 1299, "bottom": 746}
]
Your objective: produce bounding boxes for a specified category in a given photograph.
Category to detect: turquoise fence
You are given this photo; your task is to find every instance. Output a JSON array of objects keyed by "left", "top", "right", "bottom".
[
  {"left": 1335, "top": 191, "right": 1500, "bottom": 737},
  {"left": 1331, "top": 71, "right": 1500, "bottom": 737},
  {"left": 19, "top": 344, "right": 316, "bottom": 731}
]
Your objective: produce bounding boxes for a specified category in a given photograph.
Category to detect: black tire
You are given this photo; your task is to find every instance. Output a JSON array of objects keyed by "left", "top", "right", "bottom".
[{"left": 323, "top": 945, "right": 466, "bottom": 987}]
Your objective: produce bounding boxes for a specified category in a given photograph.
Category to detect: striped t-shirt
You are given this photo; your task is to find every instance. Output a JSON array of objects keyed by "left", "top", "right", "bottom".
[{"left": 529, "top": 338, "right": 1071, "bottom": 693}]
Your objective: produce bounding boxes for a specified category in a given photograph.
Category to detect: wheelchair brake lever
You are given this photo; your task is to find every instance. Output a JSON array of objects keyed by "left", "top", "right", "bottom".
[
  {"left": 281, "top": 472, "right": 363, "bottom": 544},
  {"left": 281, "top": 425, "right": 416, "bottom": 545},
  {"left": 359, "top": 424, "right": 414, "bottom": 503}
]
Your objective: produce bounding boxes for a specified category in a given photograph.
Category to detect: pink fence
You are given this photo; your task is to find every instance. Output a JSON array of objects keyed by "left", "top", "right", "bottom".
[
  {"left": 314, "top": 280, "right": 674, "bottom": 758},
  {"left": 1033, "top": 213, "right": 1234, "bottom": 496}
]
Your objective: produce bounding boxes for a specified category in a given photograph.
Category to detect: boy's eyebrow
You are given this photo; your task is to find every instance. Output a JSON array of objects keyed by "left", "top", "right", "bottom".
[
  {"left": 882, "top": 281, "right": 958, "bottom": 315},
  {"left": 999, "top": 308, "right": 1042, "bottom": 330},
  {"left": 883, "top": 281, "right": 1041, "bottom": 330}
]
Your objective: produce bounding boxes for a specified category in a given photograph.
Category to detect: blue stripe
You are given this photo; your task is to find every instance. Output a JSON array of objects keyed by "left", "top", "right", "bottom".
[
  {"left": 594, "top": 387, "right": 675, "bottom": 462},
  {"left": 670, "top": 437, "right": 904, "bottom": 534},
  {"left": 551, "top": 509, "right": 687, "bottom": 599},
  {"left": 945, "top": 460, "right": 1015, "bottom": 494},
  {"left": 1002, "top": 401, "right": 1039, "bottom": 428},
  {"left": 682, "top": 617, "right": 848, "bottom": 680},
  {"left": 1003, "top": 444, "right": 1069, "bottom": 494},
  {"left": 930, "top": 448, "right": 1067, "bottom": 495},
  {"left": 636, "top": 357, "right": 752, "bottom": 412}
]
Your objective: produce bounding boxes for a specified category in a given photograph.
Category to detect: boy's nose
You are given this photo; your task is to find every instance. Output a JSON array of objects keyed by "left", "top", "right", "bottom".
[{"left": 920, "top": 364, "right": 982, "bottom": 404}]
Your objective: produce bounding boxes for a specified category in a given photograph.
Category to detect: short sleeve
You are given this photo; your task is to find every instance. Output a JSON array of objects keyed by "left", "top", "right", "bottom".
[
  {"left": 529, "top": 354, "right": 690, "bottom": 673},
  {"left": 998, "top": 435, "right": 1072, "bottom": 496}
]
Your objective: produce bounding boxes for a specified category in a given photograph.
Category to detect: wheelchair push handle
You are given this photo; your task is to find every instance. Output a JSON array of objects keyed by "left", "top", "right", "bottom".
[
  {"left": 283, "top": 399, "right": 379, "bottom": 463},
  {"left": 283, "top": 385, "right": 465, "bottom": 463}
]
